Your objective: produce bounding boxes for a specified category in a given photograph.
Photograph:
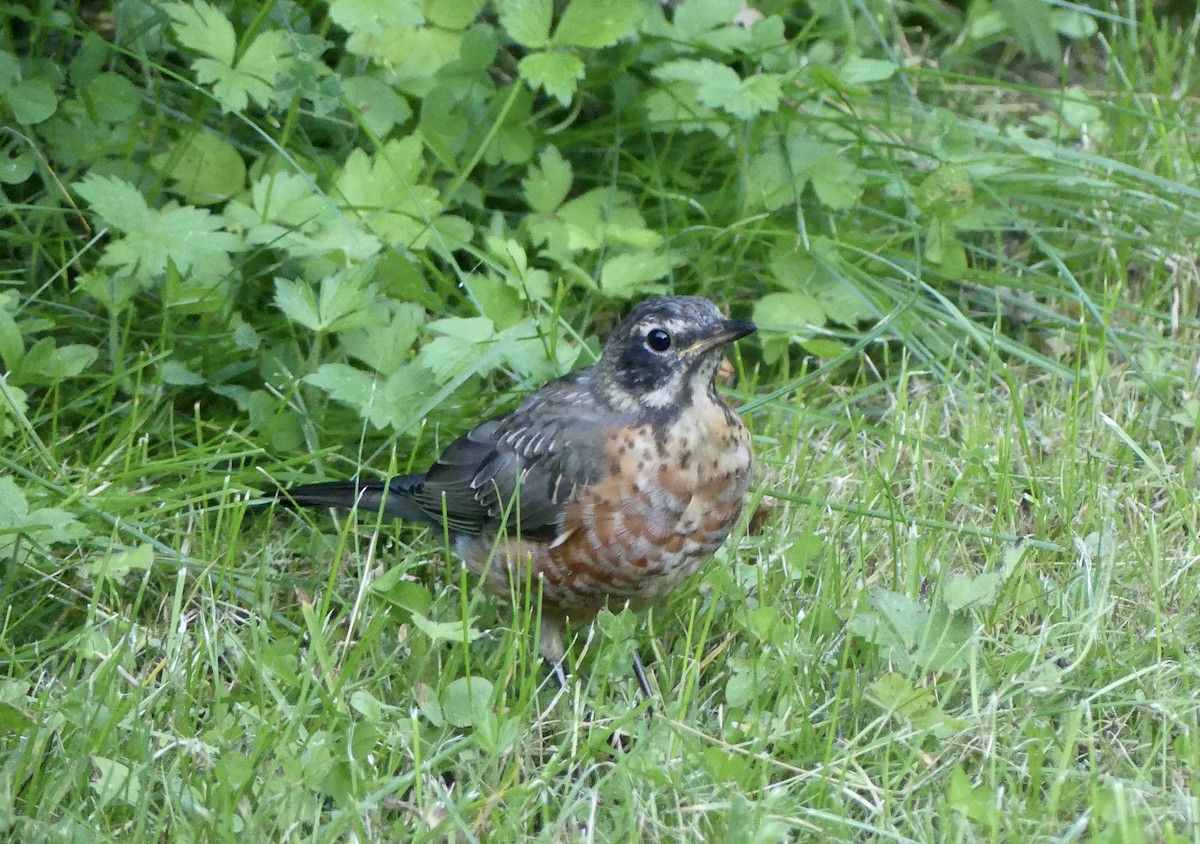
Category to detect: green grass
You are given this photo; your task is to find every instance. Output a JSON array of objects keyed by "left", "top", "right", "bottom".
[{"left": 5, "top": 0, "right": 1200, "bottom": 841}]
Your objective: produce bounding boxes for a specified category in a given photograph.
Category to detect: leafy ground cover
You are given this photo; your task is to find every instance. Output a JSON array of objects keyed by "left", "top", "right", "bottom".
[{"left": 4, "top": 0, "right": 1200, "bottom": 840}]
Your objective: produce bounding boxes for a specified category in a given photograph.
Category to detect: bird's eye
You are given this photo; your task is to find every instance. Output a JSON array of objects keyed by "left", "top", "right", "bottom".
[{"left": 645, "top": 327, "right": 672, "bottom": 352}]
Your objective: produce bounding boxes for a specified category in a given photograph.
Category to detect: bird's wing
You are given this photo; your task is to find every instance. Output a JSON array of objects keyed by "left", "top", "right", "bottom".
[{"left": 401, "top": 382, "right": 625, "bottom": 538}]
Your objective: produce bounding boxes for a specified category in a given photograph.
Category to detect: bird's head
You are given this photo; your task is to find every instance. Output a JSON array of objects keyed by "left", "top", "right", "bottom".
[{"left": 595, "top": 296, "right": 756, "bottom": 412}]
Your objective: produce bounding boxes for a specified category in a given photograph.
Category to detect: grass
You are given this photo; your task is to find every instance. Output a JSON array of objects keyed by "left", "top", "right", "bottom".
[{"left": 6, "top": 0, "right": 1200, "bottom": 841}]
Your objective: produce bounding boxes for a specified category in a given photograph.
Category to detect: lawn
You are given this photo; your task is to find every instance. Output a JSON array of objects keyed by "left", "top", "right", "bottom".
[{"left": 4, "top": 1, "right": 1200, "bottom": 841}]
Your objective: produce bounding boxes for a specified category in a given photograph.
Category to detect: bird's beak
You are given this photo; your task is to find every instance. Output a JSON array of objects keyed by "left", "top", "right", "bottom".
[{"left": 684, "top": 318, "right": 757, "bottom": 356}]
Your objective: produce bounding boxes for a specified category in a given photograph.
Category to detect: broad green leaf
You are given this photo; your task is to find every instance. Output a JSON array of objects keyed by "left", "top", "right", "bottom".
[
  {"left": 595, "top": 606, "right": 638, "bottom": 643},
  {"left": 74, "top": 174, "right": 149, "bottom": 233},
  {"left": 414, "top": 683, "right": 443, "bottom": 726},
  {"left": 782, "top": 135, "right": 865, "bottom": 211},
  {"left": 242, "top": 389, "right": 304, "bottom": 451},
  {"left": 531, "top": 187, "right": 662, "bottom": 256},
  {"left": 417, "top": 82, "right": 471, "bottom": 163},
  {"left": 0, "top": 293, "right": 22, "bottom": 371},
  {"left": 317, "top": 266, "right": 376, "bottom": 332},
  {"left": 372, "top": 571, "right": 432, "bottom": 615},
  {"left": 166, "top": 1, "right": 235, "bottom": 64},
  {"left": 803, "top": 332, "right": 854, "bottom": 354},
  {"left": 205, "top": 30, "right": 291, "bottom": 112},
  {"left": 498, "top": 0, "right": 552, "bottom": 48},
  {"left": 671, "top": 0, "right": 744, "bottom": 37},
  {"left": 518, "top": 51, "right": 584, "bottom": 106},
  {"left": 724, "top": 668, "right": 755, "bottom": 708},
  {"left": 751, "top": 292, "right": 823, "bottom": 364},
  {"left": 643, "top": 83, "right": 724, "bottom": 137},
  {"left": 907, "top": 607, "right": 974, "bottom": 672},
  {"left": 353, "top": 26, "right": 461, "bottom": 95},
  {"left": 75, "top": 174, "right": 240, "bottom": 277},
  {"left": 273, "top": 278, "right": 321, "bottom": 332},
  {"left": 15, "top": 339, "right": 99, "bottom": 385},
  {"left": 334, "top": 138, "right": 444, "bottom": 248},
  {"left": 598, "top": 250, "right": 672, "bottom": 298},
  {"left": 411, "top": 612, "right": 484, "bottom": 646},
  {"left": 83, "top": 72, "right": 140, "bottom": 122},
  {"left": 522, "top": 145, "right": 573, "bottom": 213},
  {"left": 349, "top": 689, "right": 384, "bottom": 723},
  {"left": 943, "top": 571, "right": 1003, "bottom": 612},
  {"left": 88, "top": 544, "right": 154, "bottom": 581},
  {"left": 1058, "top": 86, "right": 1101, "bottom": 130},
  {"left": 465, "top": 273, "right": 525, "bottom": 329},
  {"left": 226, "top": 173, "right": 381, "bottom": 262},
  {"left": 869, "top": 589, "right": 926, "bottom": 650},
  {"left": 924, "top": 218, "right": 968, "bottom": 278},
  {"left": 161, "top": 360, "right": 205, "bottom": 386},
  {"left": 552, "top": 0, "right": 641, "bottom": 48},
  {"left": 0, "top": 700, "right": 33, "bottom": 734},
  {"left": 339, "top": 302, "right": 424, "bottom": 375},
  {"left": 1051, "top": 9, "right": 1098, "bottom": 39},
  {"left": 867, "top": 672, "right": 927, "bottom": 715},
  {"left": 166, "top": 1, "right": 291, "bottom": 112},
  {"left": 441, "top": 675, "right": 493, "bottom": 728},
  {"left": 770, "top": 246, "right": 872, "bottom": 327},
  {"left": 0, "top": 146, "right": 35, "bottom": 184},
  {"left": 0, "top": 477, "right": 87, "bottom": 561},
  {"left": 743, "top": 139, "right": 795, "bottom": 211},
  {"left": 0, "top": 379, "right": 29, "bottom": 439},
  {"left": 745, "top": 606, "right": 786, "bottom": 645},
  {"left": 946, "top": 765, "right": 1000, "bottom": 826},
  {"left": 995, "top": 0, "right": 1059, "bottom": 62},
  {"left": 91, "top": 756, "right": 144, "bottom": 808},
  {"left": 0, "top": 50, "right": 18, "bottom": 94},
  {"left": 77, "top": 269, "right": 147, "bottom": 313},
  {"left": 492, "top": 319, "right": 578, "bottom": 381},
  {"left": 0, "top": 477, "right": 29, "bottom": 528},
  {"left": 492, "top": 239, "right": 554, "bottom": 300},
  {"left": 343, "top": 75, "right": 413, "bottom": 137},
  {"left": 275, "top": 267, "right": 376, "bottom": 334},
  {"left": 865, "top": 588, "right": 975, "bottom": 672},
  {"left": 304, "top": 364, "right": 393, "bottom": 429},
  {"left": 655, "top": 59, "right": 781, "bottom": 119},
  {"left": 6, "top": 78, "right": 57, "bottom": 125},
  {"left": 808, "top": 153, "right": 865, "bottom": 211},
  {"left": 967, "top": 10, "right": 1008, "bottom": 41},
  {"left": 915, "top": 164, "right": 974, "bottom": 221},
  {"left": 839, "top": 57, "right": 897, "bottom": 85},
  {"left": 418, "top": 316, "right": 496, "bottom": 380},
  {"left": 154, "top": 131, "right": 246, "bottom": 204},
  {"left": 422, "top": 0, "right": 485, "bottom": 29},
  {"left": 754, "top": 285, "right": 825, "bottom": 324},
  {"left": 231, "top": 314, "right": 261, "bottom": 351},
  {"left": 329, "top": 0, "right": 423, "bottom": 35}
]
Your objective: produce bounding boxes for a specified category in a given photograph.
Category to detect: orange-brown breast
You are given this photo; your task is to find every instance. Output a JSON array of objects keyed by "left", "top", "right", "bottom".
[{"left": 457, "top": 394, "right": 752, "bottom": 616}]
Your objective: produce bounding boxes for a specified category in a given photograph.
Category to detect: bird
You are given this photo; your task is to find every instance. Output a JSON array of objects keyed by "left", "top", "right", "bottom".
[{"left": 280, "top": 295, "right": 756, "bottom": 693}]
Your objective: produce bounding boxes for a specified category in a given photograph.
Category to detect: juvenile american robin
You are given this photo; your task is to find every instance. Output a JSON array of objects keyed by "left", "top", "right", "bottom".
[{"left": 282, "top": 295, "right": 756, "bottom": 689}]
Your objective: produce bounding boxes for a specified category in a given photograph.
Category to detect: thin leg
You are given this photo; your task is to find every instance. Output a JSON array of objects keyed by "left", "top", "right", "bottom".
[
  {"left": 549, "top": 658, "right": 568, "bottom": 690},
  {"left": 537, "top": 615, "right": 570, "bottom": 717},
  {"left": 632, "top": 647, "right": 653, "bottom": 699}
]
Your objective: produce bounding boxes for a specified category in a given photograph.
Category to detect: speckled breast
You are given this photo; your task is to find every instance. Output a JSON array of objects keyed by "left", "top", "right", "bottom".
[{"left": 462, "top": 397, "right": 753, "bottom": 615}]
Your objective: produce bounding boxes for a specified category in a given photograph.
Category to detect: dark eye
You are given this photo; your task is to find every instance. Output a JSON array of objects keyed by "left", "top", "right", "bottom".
[{"left": 645, "top": 328, "right": 672, "bottom": 352}]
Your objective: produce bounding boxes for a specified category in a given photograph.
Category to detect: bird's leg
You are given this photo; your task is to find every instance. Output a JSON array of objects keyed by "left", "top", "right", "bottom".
[
  {"left": 631, "top": 647, "right": 654, "bottom": 701},
  {"left": 537, "top": 612, "right": 570, "bottom": 690},
  {"left": 549, "top": 659, "right": 568, "bottom": 691}
]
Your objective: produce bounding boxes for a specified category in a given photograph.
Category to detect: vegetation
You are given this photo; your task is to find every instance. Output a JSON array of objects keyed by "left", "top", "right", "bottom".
[{"left": 3, "top": 0, "right": 1200, "bottom": 839}]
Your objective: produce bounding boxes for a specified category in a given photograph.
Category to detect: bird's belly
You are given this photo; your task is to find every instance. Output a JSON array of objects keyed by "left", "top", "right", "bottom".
[{"left": 459, "top": 409, "right": 752, "bottom": 614}]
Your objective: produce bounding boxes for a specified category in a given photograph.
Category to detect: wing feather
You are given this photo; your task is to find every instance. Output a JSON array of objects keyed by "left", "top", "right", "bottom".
[{"left": 401, "top": 374, "right": 628, "bottom": 538}]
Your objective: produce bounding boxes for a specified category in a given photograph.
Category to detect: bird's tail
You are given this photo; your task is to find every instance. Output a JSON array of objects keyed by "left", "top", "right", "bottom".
[{"left": 279, "top": 476, "right": 429, "bottom": 523}]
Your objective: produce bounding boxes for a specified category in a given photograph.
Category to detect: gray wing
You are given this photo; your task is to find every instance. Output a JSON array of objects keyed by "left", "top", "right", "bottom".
[{"left": 399, "top": 380, "right": 626, "bottom": 539}]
